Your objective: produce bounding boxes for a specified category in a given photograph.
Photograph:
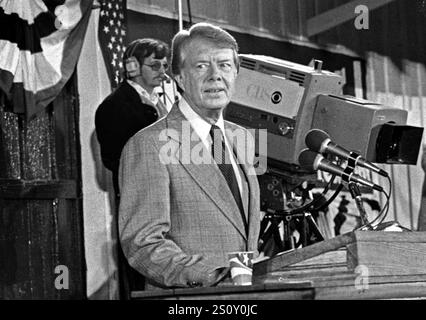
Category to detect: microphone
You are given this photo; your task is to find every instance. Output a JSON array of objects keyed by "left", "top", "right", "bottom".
[
  {"left": 298, "top": 149, "right": 384, "bottom": 192},
  {"left": 160, "top": 73, "right": 171, "bottom": 83},
  {"left": 305, "top": 129, "right": 388, "bottom": 177}
]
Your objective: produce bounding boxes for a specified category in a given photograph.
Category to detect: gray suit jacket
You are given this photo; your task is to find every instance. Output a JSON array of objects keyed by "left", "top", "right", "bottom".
[{"left": 118, "top": 103, "right": 261, "bottom": 289}]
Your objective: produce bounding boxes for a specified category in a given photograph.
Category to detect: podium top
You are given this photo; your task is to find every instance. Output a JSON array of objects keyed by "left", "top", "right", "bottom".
[{"left": 254, "top": 230, "right": 426, "bottom": 276}]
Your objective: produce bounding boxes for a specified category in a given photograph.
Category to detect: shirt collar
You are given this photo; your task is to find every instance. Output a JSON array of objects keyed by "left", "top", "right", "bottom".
[
  {"left": 179, "top": 98, "right": 225, "bottom": 144},
  {"left": 127, "top": 79, "right": 159, "bottom": 106}
]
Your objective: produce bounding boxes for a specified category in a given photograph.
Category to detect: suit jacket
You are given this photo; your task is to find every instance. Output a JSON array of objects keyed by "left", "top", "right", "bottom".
[
  {"left": 95, "top": 81, "right": 167, "bottom": 194},
  {"left": 118, "top": 103, "right": 261, "bottom": 289}
]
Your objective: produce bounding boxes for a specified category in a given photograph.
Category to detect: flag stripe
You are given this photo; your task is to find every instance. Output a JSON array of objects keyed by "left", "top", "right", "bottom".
[
  {"left": 0, "top": 40, "right": 61, "bottom": 93},
  {"left": 0, "top": 40, "right": 20, "bottom": 75},
  {"left": 0, "top": 6, "right": 59, "bottom": 53},
  {"left": 0, "top": 6, "right": 43, "bottom": 53},
  {"left": 0, "top": 0, "right": 47, "bottom": 24}
]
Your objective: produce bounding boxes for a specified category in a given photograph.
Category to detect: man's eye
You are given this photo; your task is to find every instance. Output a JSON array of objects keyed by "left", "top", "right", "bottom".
[
  {"left": 220, "top": 63, "right": 232, "bottom": 71},
  {"left": 196, "top": 63, "right": 208, "bottom": 70}
]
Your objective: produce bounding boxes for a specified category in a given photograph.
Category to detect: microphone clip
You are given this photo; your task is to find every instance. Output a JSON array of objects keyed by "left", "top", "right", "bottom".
[
  {"left": 342, "top": 152, "right": 361, "bottom": 184},
  {"left": 341, "top": 166, "right": 355, "bottom": 184},
  {"left": 347, "top": 151, "right": 362, "bottom": 168}
]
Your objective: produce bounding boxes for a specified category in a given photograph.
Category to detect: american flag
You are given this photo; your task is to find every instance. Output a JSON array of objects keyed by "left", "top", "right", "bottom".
[{"left": 98, "top": 0, "right": 127, "bottom": 90}]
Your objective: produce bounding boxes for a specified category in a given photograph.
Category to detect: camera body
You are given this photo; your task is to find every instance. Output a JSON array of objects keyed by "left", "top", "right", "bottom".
[{"left": 225, "top": 54, "right": 423, "bottom": 170}]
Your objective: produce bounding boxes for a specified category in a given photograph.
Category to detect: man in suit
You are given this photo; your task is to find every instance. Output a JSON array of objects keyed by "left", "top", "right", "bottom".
[
  {"left": 95, "top": 38, "right": 170, "bottom": 197},
  {"left": 118, "top": 23, "right": 261, "bottom": 289}
]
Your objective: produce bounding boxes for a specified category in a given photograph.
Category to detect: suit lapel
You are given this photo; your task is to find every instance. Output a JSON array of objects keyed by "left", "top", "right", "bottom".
[
  {"left": 225, "top": 121, "right": 260, "bottom": 243},
  {"left": 165, "top": 105, "right": 247, "bottom": 240}
]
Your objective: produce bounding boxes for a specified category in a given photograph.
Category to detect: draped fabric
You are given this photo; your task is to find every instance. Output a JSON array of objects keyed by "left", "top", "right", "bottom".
[
  {"left": 97, "top": 0, "right": 127, "bottom": 90},
  {"left": 0, "top": 0, "right": 94, "bottom": 119}
]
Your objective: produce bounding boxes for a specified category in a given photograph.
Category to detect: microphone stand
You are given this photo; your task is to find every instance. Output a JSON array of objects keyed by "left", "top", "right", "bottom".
[
  {"left": 341, "top": 155, "right": 373, "bottom": 230},
  {"left": 347, "top": 182, "right": 372, "bottom": 230},
  {"left": 345, "top": 167, "right": 408, "bottom": 232}
]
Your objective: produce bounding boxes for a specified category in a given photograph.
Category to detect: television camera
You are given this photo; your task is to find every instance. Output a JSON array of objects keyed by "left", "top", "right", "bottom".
[{"left": 224, "top": 54, "right": 423, "bottom": 255}]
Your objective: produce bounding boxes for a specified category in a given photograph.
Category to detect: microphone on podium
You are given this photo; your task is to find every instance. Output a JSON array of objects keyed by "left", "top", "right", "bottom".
[
  {"left": 298, "top": 149, "right": 384, "bottom": 192},
  {"left": 305, "top": 129, "right": 388, "bottom": 177}
]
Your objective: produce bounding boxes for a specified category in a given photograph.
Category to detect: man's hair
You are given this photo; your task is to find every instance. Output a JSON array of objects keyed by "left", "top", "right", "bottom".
[
  {"left": 123, "top": 38, "right": 170, "bottom": 74},
  {"left": 171, "top": 22, "right": 239, "bottom": 75}
]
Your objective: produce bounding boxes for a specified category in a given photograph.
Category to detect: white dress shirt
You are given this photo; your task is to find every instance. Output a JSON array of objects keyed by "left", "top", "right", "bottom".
[
  {"left": 127, "top": 79, "right": 168, "bottom": 117},
  {"left": 179, "top": 98, "right": 243, "bottom": 195}
]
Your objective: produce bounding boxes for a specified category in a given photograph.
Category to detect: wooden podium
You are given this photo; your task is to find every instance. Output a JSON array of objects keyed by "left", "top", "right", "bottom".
[
  {"left": 131, "top": 231, "right": 426, "bottom": 300},
  {"left": 253, "top": 230, "right": 426, "bottom": 299}
]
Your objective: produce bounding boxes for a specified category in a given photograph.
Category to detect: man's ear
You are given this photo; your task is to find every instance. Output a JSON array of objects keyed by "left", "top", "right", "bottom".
[{"left": 174, "top": 74, "right": 184, "bottom": 91}]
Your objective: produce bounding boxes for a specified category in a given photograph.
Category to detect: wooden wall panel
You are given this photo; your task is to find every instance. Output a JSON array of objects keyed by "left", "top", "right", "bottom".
[
  {"left": 56, "top": 199, "right": 85, "bottom": 299},
  {"left": 189, "top": 0, "right": 220, "bottom": 21},
  {"left": 27, "top": 200, "right": 56, "bottom": 299},
  {"left": 0, "top": 199, "right": 84, "bottom": 299},
  {"left": 222, "top": 0, "right": 240, "bottom": 27},
  {"left": 259, "top": 0, "right": 283, "bottom": 34},
  {"left": 237, "top": 0, "right": 260, "bottom": 29},
  {"left": 0, "top": 198, "right": 83, "bottom": 299},
  {"left": 23, "top": 111, "right": 52, "bottom": 180},
  {"left": 52, "top": 80, "right": 79, "bottom": 181},
  {"left": 0, "top": 200, "right": 29, "bottom": 299},
  {"left": 282, "top": 0, "right": 304, "bottom": 36},
  {"left": 0, "top": 104, "right": 21, "bottom": 179},
  {"left": 129, "top": 0, "right": 295, "bottom": 38},
  {"left": 0, "top": 76, "right": 85, "bottom": 299},
  {"left": 148, "top": 0, "right": 172, "bottom": 11},
  {"left": 312, "top": 0, "right": 340, "bottom": 44}
]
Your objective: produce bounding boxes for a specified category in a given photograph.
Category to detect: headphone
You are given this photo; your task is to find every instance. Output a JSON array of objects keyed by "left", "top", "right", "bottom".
[{"left": 124, "top": 42, "right": 141, "bottom": 78}]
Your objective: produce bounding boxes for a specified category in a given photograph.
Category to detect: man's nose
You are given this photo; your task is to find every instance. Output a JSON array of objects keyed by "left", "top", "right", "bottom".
[{"left": 207, "top": 63, "right": 222, "bottom": 80}]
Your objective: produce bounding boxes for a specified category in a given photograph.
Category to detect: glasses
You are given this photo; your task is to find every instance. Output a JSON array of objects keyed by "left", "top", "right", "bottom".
[{"left": 143, "top": 61, "right": 169, "bottom": 71}]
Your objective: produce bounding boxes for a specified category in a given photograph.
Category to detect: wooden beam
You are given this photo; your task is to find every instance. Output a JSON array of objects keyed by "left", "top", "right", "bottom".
[
  {"left": 307, "top": 0, "right": 395, "bottom": 37},
  {"left": 0, "top": 179, "right": 78, "bottom": 199},
  {"left": 131, "top": 282, "right": 314, "bottom": 300}
]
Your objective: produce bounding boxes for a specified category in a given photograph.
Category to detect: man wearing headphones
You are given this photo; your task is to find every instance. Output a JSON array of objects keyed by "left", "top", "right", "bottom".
[
  {"left": 95, "top": 38, "right": 171, "bottom": 197},
  {"left": 95, "top": 38, "right": 170, "bottom": 298}
]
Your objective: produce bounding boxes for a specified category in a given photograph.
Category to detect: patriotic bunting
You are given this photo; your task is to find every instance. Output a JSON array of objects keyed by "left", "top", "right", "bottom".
[{"left": 0, "top": 0, "right": 94, "bottom": 118}]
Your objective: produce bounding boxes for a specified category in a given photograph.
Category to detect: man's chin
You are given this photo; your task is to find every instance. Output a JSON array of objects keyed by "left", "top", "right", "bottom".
[
  {"left": 203, "top": 105, "right": 227, "bottom": 112},
  {"left": 203, "top": 100, "right": 230, "bottom": 110}
]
